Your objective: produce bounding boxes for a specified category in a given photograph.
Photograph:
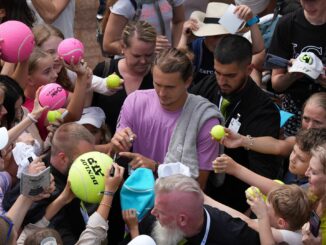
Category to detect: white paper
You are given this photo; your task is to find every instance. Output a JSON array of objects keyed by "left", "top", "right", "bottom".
[
  {"left": 12, "top": 142, "right": 37, "bottom": 178},
  {"left": 219, "top": 4, "right": 244, "bottom": 34}
]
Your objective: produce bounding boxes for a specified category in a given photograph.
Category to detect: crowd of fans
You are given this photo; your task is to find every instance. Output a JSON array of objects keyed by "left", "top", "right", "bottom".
[{"left": 0, "top": 0, "right": 325, "bottom": 244}]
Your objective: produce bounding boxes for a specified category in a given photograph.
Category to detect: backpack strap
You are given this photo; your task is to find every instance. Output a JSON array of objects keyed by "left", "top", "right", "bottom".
[
  {"left": 153, "top": 0, "right": 166, "bottom": 35},
  {"left": 133, "top": 0, "right": 142, "bottom": 21},
  {"left": 273, "top": 0, "right": 284, "bottom": 20},
  {"left": 192, "top": 38, "right": 204, "bottom": 74},
  {"left": 102, "top": 58, "right": 112, "bottom": 77}
]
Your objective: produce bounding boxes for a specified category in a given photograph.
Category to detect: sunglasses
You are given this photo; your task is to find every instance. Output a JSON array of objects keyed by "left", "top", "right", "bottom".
[{"left": 0, "top": 214, "right": 14, "bottom": 243}]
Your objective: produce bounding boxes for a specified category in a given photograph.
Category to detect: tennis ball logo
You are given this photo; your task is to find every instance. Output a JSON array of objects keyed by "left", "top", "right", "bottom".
[
  {"left": 300, "top": 54, "right": 313, "bottom": 65},
  {"left": 68, "top": 151, "right": 113, "bottom": 203},
  {"left": 210, "top": 125, "right": 225, "bottom": 141},
  {"left": 106, "top": 73, "right": 121, "bottom": 89}
]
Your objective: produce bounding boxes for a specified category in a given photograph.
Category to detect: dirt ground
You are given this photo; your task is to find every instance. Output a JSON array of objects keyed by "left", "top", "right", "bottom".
[{"left": 74, "top": 0, "right": 104, "bottom": 69}]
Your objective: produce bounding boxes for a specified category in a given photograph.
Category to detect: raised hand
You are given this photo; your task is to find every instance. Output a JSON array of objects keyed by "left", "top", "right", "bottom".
[{"left": 111, "top": 127, "right": 137, "bottom": 152}]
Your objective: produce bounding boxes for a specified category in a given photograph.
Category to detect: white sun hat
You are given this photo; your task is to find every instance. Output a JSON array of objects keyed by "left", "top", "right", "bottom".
[{"left": 190, "top": 2, "right": 230, "bottom": 37}]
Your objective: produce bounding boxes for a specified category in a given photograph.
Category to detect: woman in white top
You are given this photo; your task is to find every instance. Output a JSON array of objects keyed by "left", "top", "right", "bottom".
[{"left": 103, "top": 0, "right": 185, "bottom": 56}]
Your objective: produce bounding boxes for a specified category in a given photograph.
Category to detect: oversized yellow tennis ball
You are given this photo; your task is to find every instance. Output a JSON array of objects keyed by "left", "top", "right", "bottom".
[
  {"left": 47, "top": 110, "right": 62, "bottom": 123},
  {"left": 68, "top": 151, "right": 113, "bottom": 203},
  {"left": 210, "top": 125, "right": 225, "bottom": 141},
  {"left": 106, "top": 73, "right": 121, "bottom": 89}
]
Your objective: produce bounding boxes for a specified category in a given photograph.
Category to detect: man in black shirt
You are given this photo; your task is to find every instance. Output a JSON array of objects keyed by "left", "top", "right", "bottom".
[
  {"left": 149, "top": 174, "right": 260, "bottom": 245},
  {"left": 190, "top": 34, "right": 281, "bottom": 212}
]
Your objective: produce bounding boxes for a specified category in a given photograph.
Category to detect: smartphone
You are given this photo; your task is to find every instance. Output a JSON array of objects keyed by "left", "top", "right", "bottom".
[
  {"left": 309, "top": 210, "right": 321, "bottom": 237},
  {"left": 28, "top": 156, "right": 34, "bottom": 164},
  {"left": 115, "top": 155, "right": 133, "bottom": 177},
  {"left": 263, "top": 53, "right": 290, "bottom": 69}
]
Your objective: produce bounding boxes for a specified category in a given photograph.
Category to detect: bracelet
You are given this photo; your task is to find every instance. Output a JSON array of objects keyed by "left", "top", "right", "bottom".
[
  {"left": 245, "top": 135, "right": 254, "bottom": 150},
  {"left": 99, "top": 202, "right": 112, "bottom": 208},
  {"left": 246, "top": 16, "right": 260, "bottom": 27},
  {"left": 27, "top": 113, "right": 38, "bottom": 123},
  {"left": 100, "top": 190, "right": 115, "bottom": 196}
]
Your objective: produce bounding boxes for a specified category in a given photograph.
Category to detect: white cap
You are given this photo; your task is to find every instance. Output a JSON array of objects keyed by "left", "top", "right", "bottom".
[
  {"left": 235, "top": 0, "right": 270, "bottom": 15},
  {"left": 75, "top": 107, "right": 106, "bottom": 129},
  {"left": 289, "top": 52, "right": 325, "bottom": 80},
  {"left": 158, "top": 162, "right": 191, "bottom": 178},
  {"left": 128, "top": 235, "right": 156, "bottom": 245},
  {"left": 0, "top": 127, "right": 9, "bottom": 150}
]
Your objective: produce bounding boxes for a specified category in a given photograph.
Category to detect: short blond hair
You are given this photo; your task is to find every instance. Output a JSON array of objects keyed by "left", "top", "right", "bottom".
[
  {"left": 122, "top": 20, "right": 157, "bottom": 48},
  {"left": 154, "top": 48, "right": 193, "bottom": 81},
  {"left": 52, "top": 123, "right": 95, "bottom": 163},
  {"left": 268, "top": 185, "right": 311, "bottom": 230}
]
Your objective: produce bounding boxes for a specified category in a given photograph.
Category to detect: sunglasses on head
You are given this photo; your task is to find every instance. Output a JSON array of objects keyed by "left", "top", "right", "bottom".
[{"left": 0, "top": 214, "right": 14, "bottom": 243}]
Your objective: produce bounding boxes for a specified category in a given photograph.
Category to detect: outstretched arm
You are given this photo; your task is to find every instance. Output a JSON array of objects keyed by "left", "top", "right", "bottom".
[
  {"left": 31, "top": 0, "right": 71, "bottom": 23},
  {"left": 213, "top": 154, "right": 281, "bottom": 195},
  {"left": 221, "top": 128, "right": 295, "bottom": 157}
]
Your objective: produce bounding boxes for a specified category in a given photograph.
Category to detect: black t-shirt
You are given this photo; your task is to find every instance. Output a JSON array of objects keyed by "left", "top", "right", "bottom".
[
  {"left": 189, "top": 38, "right": 215, "bottom": 88},
  {"left": 185, "top": 205, "right": 260, "bottom": 245},
  {"left": 120, "top": 205, "right": 260, "bottom": 245},
  {"left": 92, "top": 59, "right": 154, "bottom": 134},
  {"left": 269, "top": 9, "right": 326, "bottom": 100}
]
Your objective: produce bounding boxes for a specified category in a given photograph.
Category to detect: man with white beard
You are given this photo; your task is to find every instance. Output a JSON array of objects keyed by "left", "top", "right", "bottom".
[{"left": 149, "top": 174, "right": 260, "bottom": 245}]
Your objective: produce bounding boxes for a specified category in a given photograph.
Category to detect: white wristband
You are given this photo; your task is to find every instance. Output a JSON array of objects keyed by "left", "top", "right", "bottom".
[{"left": 27, "top": 113, "right": 38, "bottom": 123}]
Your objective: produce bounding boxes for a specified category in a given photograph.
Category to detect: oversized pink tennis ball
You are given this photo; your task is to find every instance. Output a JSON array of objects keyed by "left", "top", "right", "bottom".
[
  {"left": 39, "top": 83, "right": 67, "bottom": 110},
  {"left": 57, "top": 38, "right": 84, "bottom": 65},
  {"left": 0, "top": 20, "right": 35, "bottom": 63}
]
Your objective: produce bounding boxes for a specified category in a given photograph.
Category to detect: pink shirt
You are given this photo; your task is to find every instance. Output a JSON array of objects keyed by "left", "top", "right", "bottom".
[{"left": 117, "top": 89, "right": 219, "bottom": 170}]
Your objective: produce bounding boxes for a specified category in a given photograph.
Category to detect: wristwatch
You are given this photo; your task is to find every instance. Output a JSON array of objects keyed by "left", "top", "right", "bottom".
[{"left": 246, "top": 16, "right": 260, "bottom": 27}]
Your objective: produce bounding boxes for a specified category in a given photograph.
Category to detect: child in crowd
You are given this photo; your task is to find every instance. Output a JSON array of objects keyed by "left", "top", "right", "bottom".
[
  {"left": 247, "top": 184, "right": 311, "bottom": 244},
  {"left": 23, "top": 47, "right": 92, "bottom": 140}
]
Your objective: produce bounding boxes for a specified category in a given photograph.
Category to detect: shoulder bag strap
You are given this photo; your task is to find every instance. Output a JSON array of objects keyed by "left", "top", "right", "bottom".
[{"left": 153, "top": 0, "right": 166, "bottom": 36}]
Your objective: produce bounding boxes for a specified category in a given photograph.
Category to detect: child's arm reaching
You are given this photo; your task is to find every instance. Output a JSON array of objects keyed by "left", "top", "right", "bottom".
[
  {"left": 246, "top": 190, "right": 275, "bottom": 245},
  {"left": 212, "top": 154, "right": 281, "bottom": 195},
  {"left": 122, "top": 209, "right": 139, "bottom": 240}
]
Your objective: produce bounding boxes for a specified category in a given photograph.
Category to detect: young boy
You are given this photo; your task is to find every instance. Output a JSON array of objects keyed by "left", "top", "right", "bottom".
[{"left": 247, "top": 184, "right": 311, "bottom": 244}]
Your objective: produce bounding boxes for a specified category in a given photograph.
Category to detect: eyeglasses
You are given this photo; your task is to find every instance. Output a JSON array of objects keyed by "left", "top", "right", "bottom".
[{"left": 0, "top": 214, "right": 14, "bottom": 243}]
